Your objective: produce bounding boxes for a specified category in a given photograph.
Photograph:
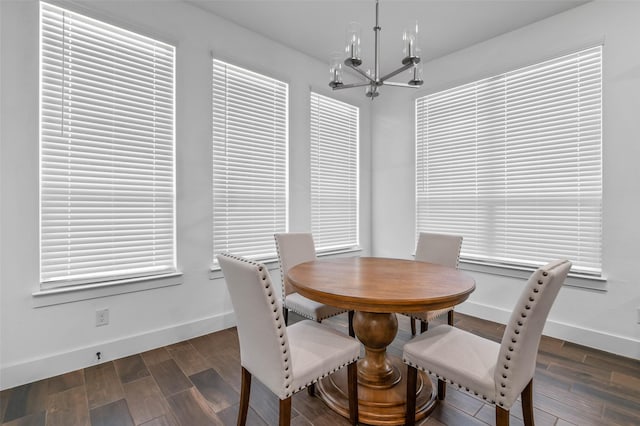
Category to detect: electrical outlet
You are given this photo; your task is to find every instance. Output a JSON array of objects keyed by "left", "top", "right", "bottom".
[{"left": 96, "top": 309, "right": 109, "bottom": 327}]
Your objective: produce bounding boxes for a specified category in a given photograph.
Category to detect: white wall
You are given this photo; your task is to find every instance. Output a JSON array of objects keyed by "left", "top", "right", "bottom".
[
  {"left": 0, "top": 0, "right": 372, "bottom": 389},
  {"left": 372, "top": 1, "right": 640, "bottom": 359}
]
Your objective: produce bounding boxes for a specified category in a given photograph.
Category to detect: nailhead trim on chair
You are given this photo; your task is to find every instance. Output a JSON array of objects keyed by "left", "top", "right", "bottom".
[
  {"left": 221, "top": 252, "right": 359, "bottom": 399},
  {"left": 287, "top": 307, "right": 344, "bottom": 322},
  {"left": 274, "top": 237, "right": 290, "bottom": 311},
  {"left": 406, "top": 234, "right": 463, "bottom": 325},
  {"left": 404, "top": 264, "right": 559, "bottom": 409},
  {"left": 402, "top": 360, "right": 497, "bottom": 404},
  {"left": 495, "top": 268, "right": 550, "bottom": 407},
  {"left": 289, "top": 354, "right": 359, "bottom": 397},
  {"left": 274, "top": 236, "right": 345, "bottom": 323},
  {"left": 220, "top": 253, "right": 294, "bottom": 394},
  {"left": 403, "top": 310, "right": 449, "bottom": 323}
]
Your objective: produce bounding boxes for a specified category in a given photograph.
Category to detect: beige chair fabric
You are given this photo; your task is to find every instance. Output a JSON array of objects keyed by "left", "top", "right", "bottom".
[
  {"left": 217, "top": 253, "right": 360, "bottom": 425},
  {"left": 274, "top": 233, "right": 353, "bottom": 336},
  {"left": 403, "top": 259, "right": 572, "bottom": 426},
  {"left": 415, "top": 232, "right": 463, "bottom": 268},
  {"left": 404, "top": 232, "right": 463, "bottom": 334}
]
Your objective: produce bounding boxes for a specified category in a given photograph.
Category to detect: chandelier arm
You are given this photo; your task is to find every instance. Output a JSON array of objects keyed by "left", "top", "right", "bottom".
[
  {"left": 345, "top": 62, "right": 377, "bottom": 83},
  {"left": 382, "top": 81, "right": 421, "bottom": 88},
  {"left": 332, "top": 82, "right": 372, "bottom": 90},
  {"left": 379, "top": 62, "right": 416, "bottom": 83}
]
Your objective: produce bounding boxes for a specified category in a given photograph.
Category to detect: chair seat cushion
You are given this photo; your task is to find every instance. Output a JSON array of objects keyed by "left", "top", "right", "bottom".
[
  {"left": 287, "top": 321, "right": 360, "bottom": 395},
  {"left": 285, "top": 292, "right": 346, "bottom": 321},
  {"left": 403, "top": 324, "right": 499, "bottom": 402},
  {"left": 404, "top": 307, "right": 452, "bottom": 322}
]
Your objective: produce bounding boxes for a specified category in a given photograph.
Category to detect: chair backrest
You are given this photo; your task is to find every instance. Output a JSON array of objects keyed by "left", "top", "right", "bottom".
[
  {"left": 217, "top": 253, "right": 292, "bottom": 398},
  {"left": 415, "top": 232, "right": 463, "bottom": 267},
  {"left": 495, "top": 259, "right": 571, "bottom": 409},
  {"left": 274, "top": 232, "right": 317, "bottom": 298}
]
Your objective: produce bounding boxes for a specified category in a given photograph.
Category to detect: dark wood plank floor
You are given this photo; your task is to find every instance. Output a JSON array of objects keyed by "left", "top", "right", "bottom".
[{"left": 1, "top": 313, "right": 638, "bottom": 425}]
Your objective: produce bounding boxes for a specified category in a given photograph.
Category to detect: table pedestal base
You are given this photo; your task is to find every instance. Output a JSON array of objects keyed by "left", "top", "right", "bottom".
[{"left": 316, "top": 356, "right": 437, "bottom": 426}]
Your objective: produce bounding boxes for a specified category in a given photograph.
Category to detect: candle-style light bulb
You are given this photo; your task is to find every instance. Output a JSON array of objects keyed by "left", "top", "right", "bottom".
[
  {"left": 345, "top": 22, "right": 362, "bottom": 66},
  {"left": 403, "top": 20, "right": 419, "bottom": 60},
  {"left": 329, "top": 53, "right": 344, "bottom": 88}
]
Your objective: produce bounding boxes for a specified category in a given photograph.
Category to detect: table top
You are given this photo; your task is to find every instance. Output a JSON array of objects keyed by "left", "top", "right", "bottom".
[{"left": 286, "top": 257, "right": 476, "bottom": 313}]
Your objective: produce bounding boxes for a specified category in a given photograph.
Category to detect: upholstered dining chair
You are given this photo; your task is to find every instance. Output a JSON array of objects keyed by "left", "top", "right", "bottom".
[
  {"left": 217, "top": 253, "right": 360, "bottom": 426},
  {"left": 406, "top": 232, "right": 463, "bottom": 335},
  {"left": 403, "top": 259, "right": 571, "bottom": 426},
  {"left": 274, "top": 232, "right": 354, "bottom": 337}
]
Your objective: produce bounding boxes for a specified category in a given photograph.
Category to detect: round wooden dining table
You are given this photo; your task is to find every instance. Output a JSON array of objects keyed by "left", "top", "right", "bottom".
[{"left": 287, "top": 257, "right": 476, "bottom": 426}]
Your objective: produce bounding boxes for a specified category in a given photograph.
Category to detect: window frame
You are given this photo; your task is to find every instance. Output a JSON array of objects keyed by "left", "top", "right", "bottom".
[
  {"left": 38, "top": 1, "right": 177, "bottom": 291},
  {"left": 310, "top": 92, "right": 360, "bottom": 254},
  {"left": 211, "top": 59, "right": 289, "bottom": 267},
  {"left": 415, "top": 45, "right": 603, "bottom": 280}
]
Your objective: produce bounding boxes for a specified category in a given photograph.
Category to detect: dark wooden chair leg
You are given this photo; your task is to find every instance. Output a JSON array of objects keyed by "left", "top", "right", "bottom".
[
  {"left": 279, "top": 397, "right": 292, "bottom": 426},
  {"left": 238, "top": 367, "right": 251, "bottom": 426},
  {"left": 437, "top": 379, "right": 446, "bottom": 400},
  {"left": 496, "top": 405, "right": 510, "bottom": 426},
  {"left": 410, "top": 318, "right": 416, "bottom": 335},
  {"left": 307, "top": 383, "right": 315, "bottom": 397},
  {"left": 447, "top": 310, "right": 454, "bottom": 326},
  {"left": 348, "top": 310, "right": 355, "bottom": 337},
  {"left": 283, "top": 307, "right": 289, "bottom": 325},
  {"left": 420, "top": 320, "right": 429, "bottom": 333},
  {"left": 521, "top": 379, "right": 534, "bottom": 426},
  {"left": 347, "top": 362, "right": 359, "bottom": 425},
  {"left": 405, "top": 365, "right": 418, "bottom": 426}
]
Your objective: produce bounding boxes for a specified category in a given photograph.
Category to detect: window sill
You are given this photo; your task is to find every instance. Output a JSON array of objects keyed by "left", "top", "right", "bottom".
[
  {"left": 209, "top": 257, "right": 281, "bottom": 280},
  {"left": 459, "top": 260, "right": 607, "bottom": 292},
  {"left": 32, "top": 272, "right": 183, "bottom": 307},
  {"left": 209, "top": 247, "right": 363, "bottom": 280},
  {"left": 316, "top": 246, "right": 362, "bottom": 257}
]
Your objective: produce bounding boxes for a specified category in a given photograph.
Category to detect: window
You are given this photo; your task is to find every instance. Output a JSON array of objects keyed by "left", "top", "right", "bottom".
[
  {"left": 39, "top": 2, "right": 176, "bottom": 287},
  {"left": 416, "top": 46, "right": 602, "bottom": 276},
  {"left": 310, "top": 92, "right": 359, "bottom": 252},
  {"left": 212, "top": 60, "right": 288, "bottom": 263}
]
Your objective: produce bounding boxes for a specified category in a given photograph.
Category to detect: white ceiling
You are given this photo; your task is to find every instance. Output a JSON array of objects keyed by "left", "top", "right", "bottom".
[{"left": 187, "top": 0, "right": 588, "bottom": 73}]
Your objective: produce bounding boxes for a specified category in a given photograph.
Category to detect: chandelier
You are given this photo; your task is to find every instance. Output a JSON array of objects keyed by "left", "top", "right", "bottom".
[{"left": 329, "top": 0, "right": 423, "bottom": 98}]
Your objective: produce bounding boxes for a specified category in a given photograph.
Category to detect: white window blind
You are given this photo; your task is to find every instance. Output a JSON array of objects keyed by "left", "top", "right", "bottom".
[
  {"left": 212, "top": 60, "right": 288, "bottom": 262},
  {"left": 39, "top": 2, "right": 176, "bottom": 286},
  {"left": 310, "top": 92, "right": 359, "bottom": 252},
  {"left": 416, "top": 46, "right": 602, "bottom": 276}
]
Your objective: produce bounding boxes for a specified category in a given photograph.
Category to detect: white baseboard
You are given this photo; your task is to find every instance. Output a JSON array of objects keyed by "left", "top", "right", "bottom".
[
  {"left": 0, "top": 311, "right": 236, "bottom": 391},
  {"left": 3, "top": 305, "right": 638, "bottom": 391},
  {"left": 457, "top": 302, "right": 640, "bottom": 360}
]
